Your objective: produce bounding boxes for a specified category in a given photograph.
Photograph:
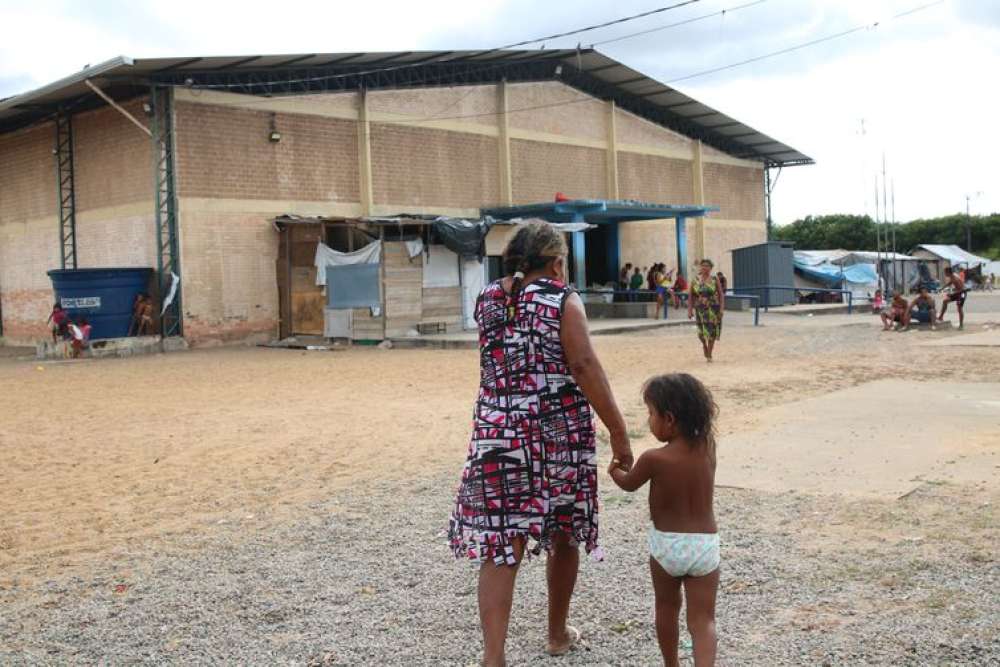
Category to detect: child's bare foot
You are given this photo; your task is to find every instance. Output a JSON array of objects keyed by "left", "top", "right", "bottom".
[{"left": 546, "top": 626, "right": 580, "bottom": 656}]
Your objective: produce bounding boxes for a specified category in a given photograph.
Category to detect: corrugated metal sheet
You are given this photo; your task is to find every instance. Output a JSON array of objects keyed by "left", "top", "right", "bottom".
[{"left": 731, "top": 241, "right": 795, "bottom": 306}]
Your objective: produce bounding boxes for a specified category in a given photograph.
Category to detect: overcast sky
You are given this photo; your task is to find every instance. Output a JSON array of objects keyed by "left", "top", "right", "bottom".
[{"left": 1, "top": 0, "right": 997, "bottom": 225}]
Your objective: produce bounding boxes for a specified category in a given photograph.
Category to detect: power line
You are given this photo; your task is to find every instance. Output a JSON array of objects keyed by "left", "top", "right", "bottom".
[
  {"left": 193, "top": 0, "right": 704, "bottom": 90},
  {"left": 177, "top": 0, "right": 944, "bottom": 130},
  {"left": 592, "top": 0, "right": 768, "bottom": 47},
  {"left": 667, "top": 0, "right": 945, "bottom": 84},
  {"left": 502, "top": 0, "right": 702, "bottom": 49}
]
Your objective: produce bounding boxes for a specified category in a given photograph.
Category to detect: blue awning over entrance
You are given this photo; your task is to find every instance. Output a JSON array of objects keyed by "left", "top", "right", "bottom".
[{"left": 481, "top": 199, "right": 719, "bottom": 287}]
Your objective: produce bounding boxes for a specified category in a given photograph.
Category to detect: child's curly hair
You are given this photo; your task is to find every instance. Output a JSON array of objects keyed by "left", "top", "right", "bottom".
[{"left": 642, "top": 373, "right": 718, "bottom": 450}]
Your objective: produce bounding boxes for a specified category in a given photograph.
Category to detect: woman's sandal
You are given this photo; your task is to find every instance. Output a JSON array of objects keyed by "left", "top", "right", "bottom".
[{"left": 546, "top": 625, "right": 581, "bottom": 657}]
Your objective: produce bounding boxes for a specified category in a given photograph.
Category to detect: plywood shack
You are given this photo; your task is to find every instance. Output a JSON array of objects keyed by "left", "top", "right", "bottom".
[{"left": 275, "top": 215, "right": 475, "bottom": 341}]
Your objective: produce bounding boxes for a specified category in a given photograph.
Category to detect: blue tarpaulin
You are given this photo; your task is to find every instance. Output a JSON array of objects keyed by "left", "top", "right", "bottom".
[{"left": 793, "top": 259, "right": 877, "bottom": 288}]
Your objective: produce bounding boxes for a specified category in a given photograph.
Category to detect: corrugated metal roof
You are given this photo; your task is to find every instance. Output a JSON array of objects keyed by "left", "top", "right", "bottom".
[
  {"left": 0, "top": 49, "right": 811, "bottom": 166},
  {"left": 915, "top": 244, "right": 992, "bottom": 266}
]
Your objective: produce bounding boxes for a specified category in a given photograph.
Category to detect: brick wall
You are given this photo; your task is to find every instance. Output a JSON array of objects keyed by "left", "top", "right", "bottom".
[
  {"left": 175, "top": 101, "right": 359, "bottom": 202},
  {"left": 507, "top": 82, "right": 606, "bottom": 143},
  {"left": 510, "top": 139, "right": 607, "bottom": 203},
  {"left": 617, "top": 152, "right": 694, "bottom": 203},
  {"left": 73, "top": 100, "right": 153, "bottom": 211},
  {"left": 618, "top": 219, "right": 695, "bottom": 278},
  {"left": 704, "top": 220, "right": 767, "bottom": 280},
  {"left": 703, "top": 163, "right": 765, "bottom": 221},
  {"left": 615, "top": 107, "right": 692, "bottom": 153},
  {"left": 370, "top": 124, "right": 500, "bottom": 208},
  {"left": 178, "top": 208, "right": 280, "bottom": 345},
  {"left": 0, "top": 101, "right": 156, "bottom": 343}
]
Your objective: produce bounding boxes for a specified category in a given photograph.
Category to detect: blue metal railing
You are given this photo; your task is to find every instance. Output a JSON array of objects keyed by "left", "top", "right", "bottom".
[
  {"left": 723, "top": 291, "right": 760, "bottom": 326},
  {"left": 577, "top": 288, "right": 763, "bottom": 326},
  {"left": 735, "top": 285, "right": 854, "bottom": 315}
]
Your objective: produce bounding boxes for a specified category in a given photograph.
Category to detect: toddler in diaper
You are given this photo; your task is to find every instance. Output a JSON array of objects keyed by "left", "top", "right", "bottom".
[{"left": 609, "top": 373, "right": 720, "bottom": 665}]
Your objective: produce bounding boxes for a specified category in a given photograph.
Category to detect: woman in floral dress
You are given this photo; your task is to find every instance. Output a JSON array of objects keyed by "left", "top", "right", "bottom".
[
  {"left": 687, "top": 259, "right": 724, "bottom": 362},
  {"left": 449, "top": 221, "right": 633, "bottom": 666}
]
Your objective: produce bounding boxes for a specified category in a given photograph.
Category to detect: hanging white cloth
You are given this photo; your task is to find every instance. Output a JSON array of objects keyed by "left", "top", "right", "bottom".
[
  {"left": 161, "top": 272, "right": 180, "bottom": 316},
  {"left": 314, "top": 240, "right": 381, "bottom": 287},
  {"left": 405, "top": 238, "right": 424, "bottom": 259}
]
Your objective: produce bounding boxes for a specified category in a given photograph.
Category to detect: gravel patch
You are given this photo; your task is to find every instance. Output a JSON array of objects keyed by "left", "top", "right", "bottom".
[{"left": 2, "top": 472, "right": 997, "bottom": 665}]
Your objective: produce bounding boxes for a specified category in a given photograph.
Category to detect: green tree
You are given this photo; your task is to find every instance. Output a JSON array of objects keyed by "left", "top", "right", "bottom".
[{"left": 775, "top": 213, "right": 1000, "bottom": 259}]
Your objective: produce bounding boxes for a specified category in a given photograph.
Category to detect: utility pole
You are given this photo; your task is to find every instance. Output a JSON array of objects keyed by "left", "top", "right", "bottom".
[
  {"left": 891, "top": 180, "right": 898, "bottom": 291},
  {"left": 882, "top": 153, "right": 889, "bottom": 292},
  {"left": 965, "top": 194, "right": 972, "bottom": 252},
  {"left": 874, "top": 177, "right": 882, "bottom": 292}
]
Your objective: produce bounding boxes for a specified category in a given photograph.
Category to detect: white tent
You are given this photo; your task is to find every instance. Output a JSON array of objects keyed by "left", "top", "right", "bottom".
[{"left": 913, "top": 244, "right": 991, "bottom": 268}]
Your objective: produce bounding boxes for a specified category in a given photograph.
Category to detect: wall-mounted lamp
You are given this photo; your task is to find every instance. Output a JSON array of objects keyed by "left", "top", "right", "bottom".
[
  {"left": 141, "top": 102, "right": 153, "bottom": 116},
  {"left": 268, "top": 113, "right": 281, "bottom": 143}
]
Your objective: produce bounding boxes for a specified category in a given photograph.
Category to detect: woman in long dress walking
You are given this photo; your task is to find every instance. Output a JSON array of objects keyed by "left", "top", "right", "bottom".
[
  {"left": 448, "top": 221, "right": 633, "bottom": 666},
  {"left": 688, "top": 259, "right": 724, "bottom": 362}
]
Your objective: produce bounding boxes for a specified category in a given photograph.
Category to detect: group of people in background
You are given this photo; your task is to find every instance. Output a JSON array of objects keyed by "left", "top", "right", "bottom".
[
  {"left": 44, "top": 293, "right": 155, "bottom": 358},
  {"left": 617, "top": 259, "right": 727, "bottom": 362},
  {"left": 877, "top": 265, "right": 971, "bottom": 332},
  {"left": 45, "top": 303, "right": 92, "bottom": 358}
]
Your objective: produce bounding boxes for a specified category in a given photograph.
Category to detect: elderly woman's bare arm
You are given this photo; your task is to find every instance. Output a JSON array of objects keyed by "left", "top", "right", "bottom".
[{"left": 561, "top": 292, "right": 633, "bottom": 469}]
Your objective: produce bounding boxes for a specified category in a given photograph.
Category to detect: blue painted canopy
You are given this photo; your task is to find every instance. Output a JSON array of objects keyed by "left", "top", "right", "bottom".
[{"left": 482, "top": 199, "right": 718, "bottom": 224}]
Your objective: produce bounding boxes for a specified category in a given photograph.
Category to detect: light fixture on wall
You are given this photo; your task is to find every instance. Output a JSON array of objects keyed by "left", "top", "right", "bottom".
[
  {"left": 268, "top": 112, "right": 281, "bottom": 143},
  {"left": 141, "top": 102, "right": 153, "bottom": 116}
]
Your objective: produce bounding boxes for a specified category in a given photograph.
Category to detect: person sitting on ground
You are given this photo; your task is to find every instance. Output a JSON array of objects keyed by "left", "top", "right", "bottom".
[
  {"left": 137, "top": 297, "right": 155, "bottom": 336},
  {"left": 938, "top": 266, "right": 968, "bottom": 330},
  {"left": 881, "top": 291, "right": 908, "bottom": 331},
  {"left": 127, "top": 293, "right": 146, "bottom": 336},
  {"left": 908, "top": 287, "right": 937, "bottom": 331},
  {"left": 608, "top": 374, "right": 720, "bottom": 666},
  {"left": 46, "top": 303, "right": 69, "bottom": 343},
  {"left": 871, "top": 289, "right": 885, "bottom": 314}
]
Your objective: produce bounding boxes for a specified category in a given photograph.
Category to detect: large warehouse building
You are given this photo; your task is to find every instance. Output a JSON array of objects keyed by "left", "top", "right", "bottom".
[{"left": 0, "top": 49, "right": 810, "bottom": 346}]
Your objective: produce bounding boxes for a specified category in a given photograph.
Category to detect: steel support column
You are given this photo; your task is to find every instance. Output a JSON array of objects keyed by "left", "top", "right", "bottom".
[
  {"left": 571, "top": 212, "right": 587, "bottom": 289},
  {"left": 150, "top": 85, "right": 183, "bottom": 337},
  {"left": 55, "top": 109, "right": 78, "bottom": 269},
  {"left": 676, "top": 216, "right": 688, "bottom": 278}
]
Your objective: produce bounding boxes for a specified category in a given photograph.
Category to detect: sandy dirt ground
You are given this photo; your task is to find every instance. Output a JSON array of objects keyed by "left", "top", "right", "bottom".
[{"left": 1, "top": 295, "right": 999, "bottom": 663}]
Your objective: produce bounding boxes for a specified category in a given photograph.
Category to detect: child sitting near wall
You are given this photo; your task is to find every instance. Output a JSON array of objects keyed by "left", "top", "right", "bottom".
[{"left": 608, "top": 373, "right": 720, "bottom": 666}]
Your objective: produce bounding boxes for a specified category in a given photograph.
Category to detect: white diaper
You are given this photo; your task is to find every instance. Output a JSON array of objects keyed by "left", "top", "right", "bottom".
[{"left": 648, "top": 527, "right": 720, "bottom": 578}]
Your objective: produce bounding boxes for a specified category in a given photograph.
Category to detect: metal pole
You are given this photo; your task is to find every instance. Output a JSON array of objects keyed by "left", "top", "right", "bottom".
[
  {"left": 891, "top": 180, "right": 897, "bottom": 292},
  {"left": 765, "top": 166, "right": 773, "bottom": 241},
  {"left": 874, "top": 177, "right": 882, "bottom": 293},
  {"left": 882, "top": 154, "right": 889, "bottom": 292},
  {"left": 966, "top": 195, "right": 972, "bottom": 252}
]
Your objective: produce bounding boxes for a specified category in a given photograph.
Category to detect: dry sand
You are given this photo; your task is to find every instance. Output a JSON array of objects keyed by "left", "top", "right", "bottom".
[{"left": 1, "top": 297, "right": 999, "bottom": 663}]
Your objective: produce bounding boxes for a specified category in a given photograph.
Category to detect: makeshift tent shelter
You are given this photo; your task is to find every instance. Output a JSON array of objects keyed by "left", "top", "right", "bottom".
[
  {"left": 793, "top": 250, "right": 878, "bottom": 301},
  {"left": 911, "top": 244, "right": 992, "bottom": 286},
  {"left": 274, "top": 214, "right": 494, "bottom": 340}
]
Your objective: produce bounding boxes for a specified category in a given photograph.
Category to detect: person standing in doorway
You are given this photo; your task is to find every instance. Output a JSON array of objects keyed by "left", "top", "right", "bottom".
[
  {"left": 448, "top": 221, "right": 633, "bottom": 667},
  {"left": 688, "top": 259, "right": 723, "bottom": 362}
]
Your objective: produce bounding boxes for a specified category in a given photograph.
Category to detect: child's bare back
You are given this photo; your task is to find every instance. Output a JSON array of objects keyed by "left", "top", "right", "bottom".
[{"left": 646, "top": 443, "right": 716, "bottom": 534}]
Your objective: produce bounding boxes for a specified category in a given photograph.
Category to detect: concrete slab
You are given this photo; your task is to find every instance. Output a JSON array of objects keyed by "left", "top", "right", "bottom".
[
  {"left": 35, "top": 336, "right": 188, "bottom": 360},
  {"left": 919, "top": 330, "right": 1000, "bottom": 348},
  {"left": 717, "top": 380, "right": 1000, "bottom": 498}
]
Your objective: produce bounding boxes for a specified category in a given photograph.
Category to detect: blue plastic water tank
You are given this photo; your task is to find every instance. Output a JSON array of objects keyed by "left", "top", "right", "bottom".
[{"left": 47, "top": 268, "right": 155, "bottom": 340}]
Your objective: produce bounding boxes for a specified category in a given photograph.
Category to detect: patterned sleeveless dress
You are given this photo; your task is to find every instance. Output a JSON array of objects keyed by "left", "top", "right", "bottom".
[
  {"left": 691, "top": 276, "right": 722, "bottom": 342},
  {"left": 448, "top": 277, "right": 599, "bottom": 566}
]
